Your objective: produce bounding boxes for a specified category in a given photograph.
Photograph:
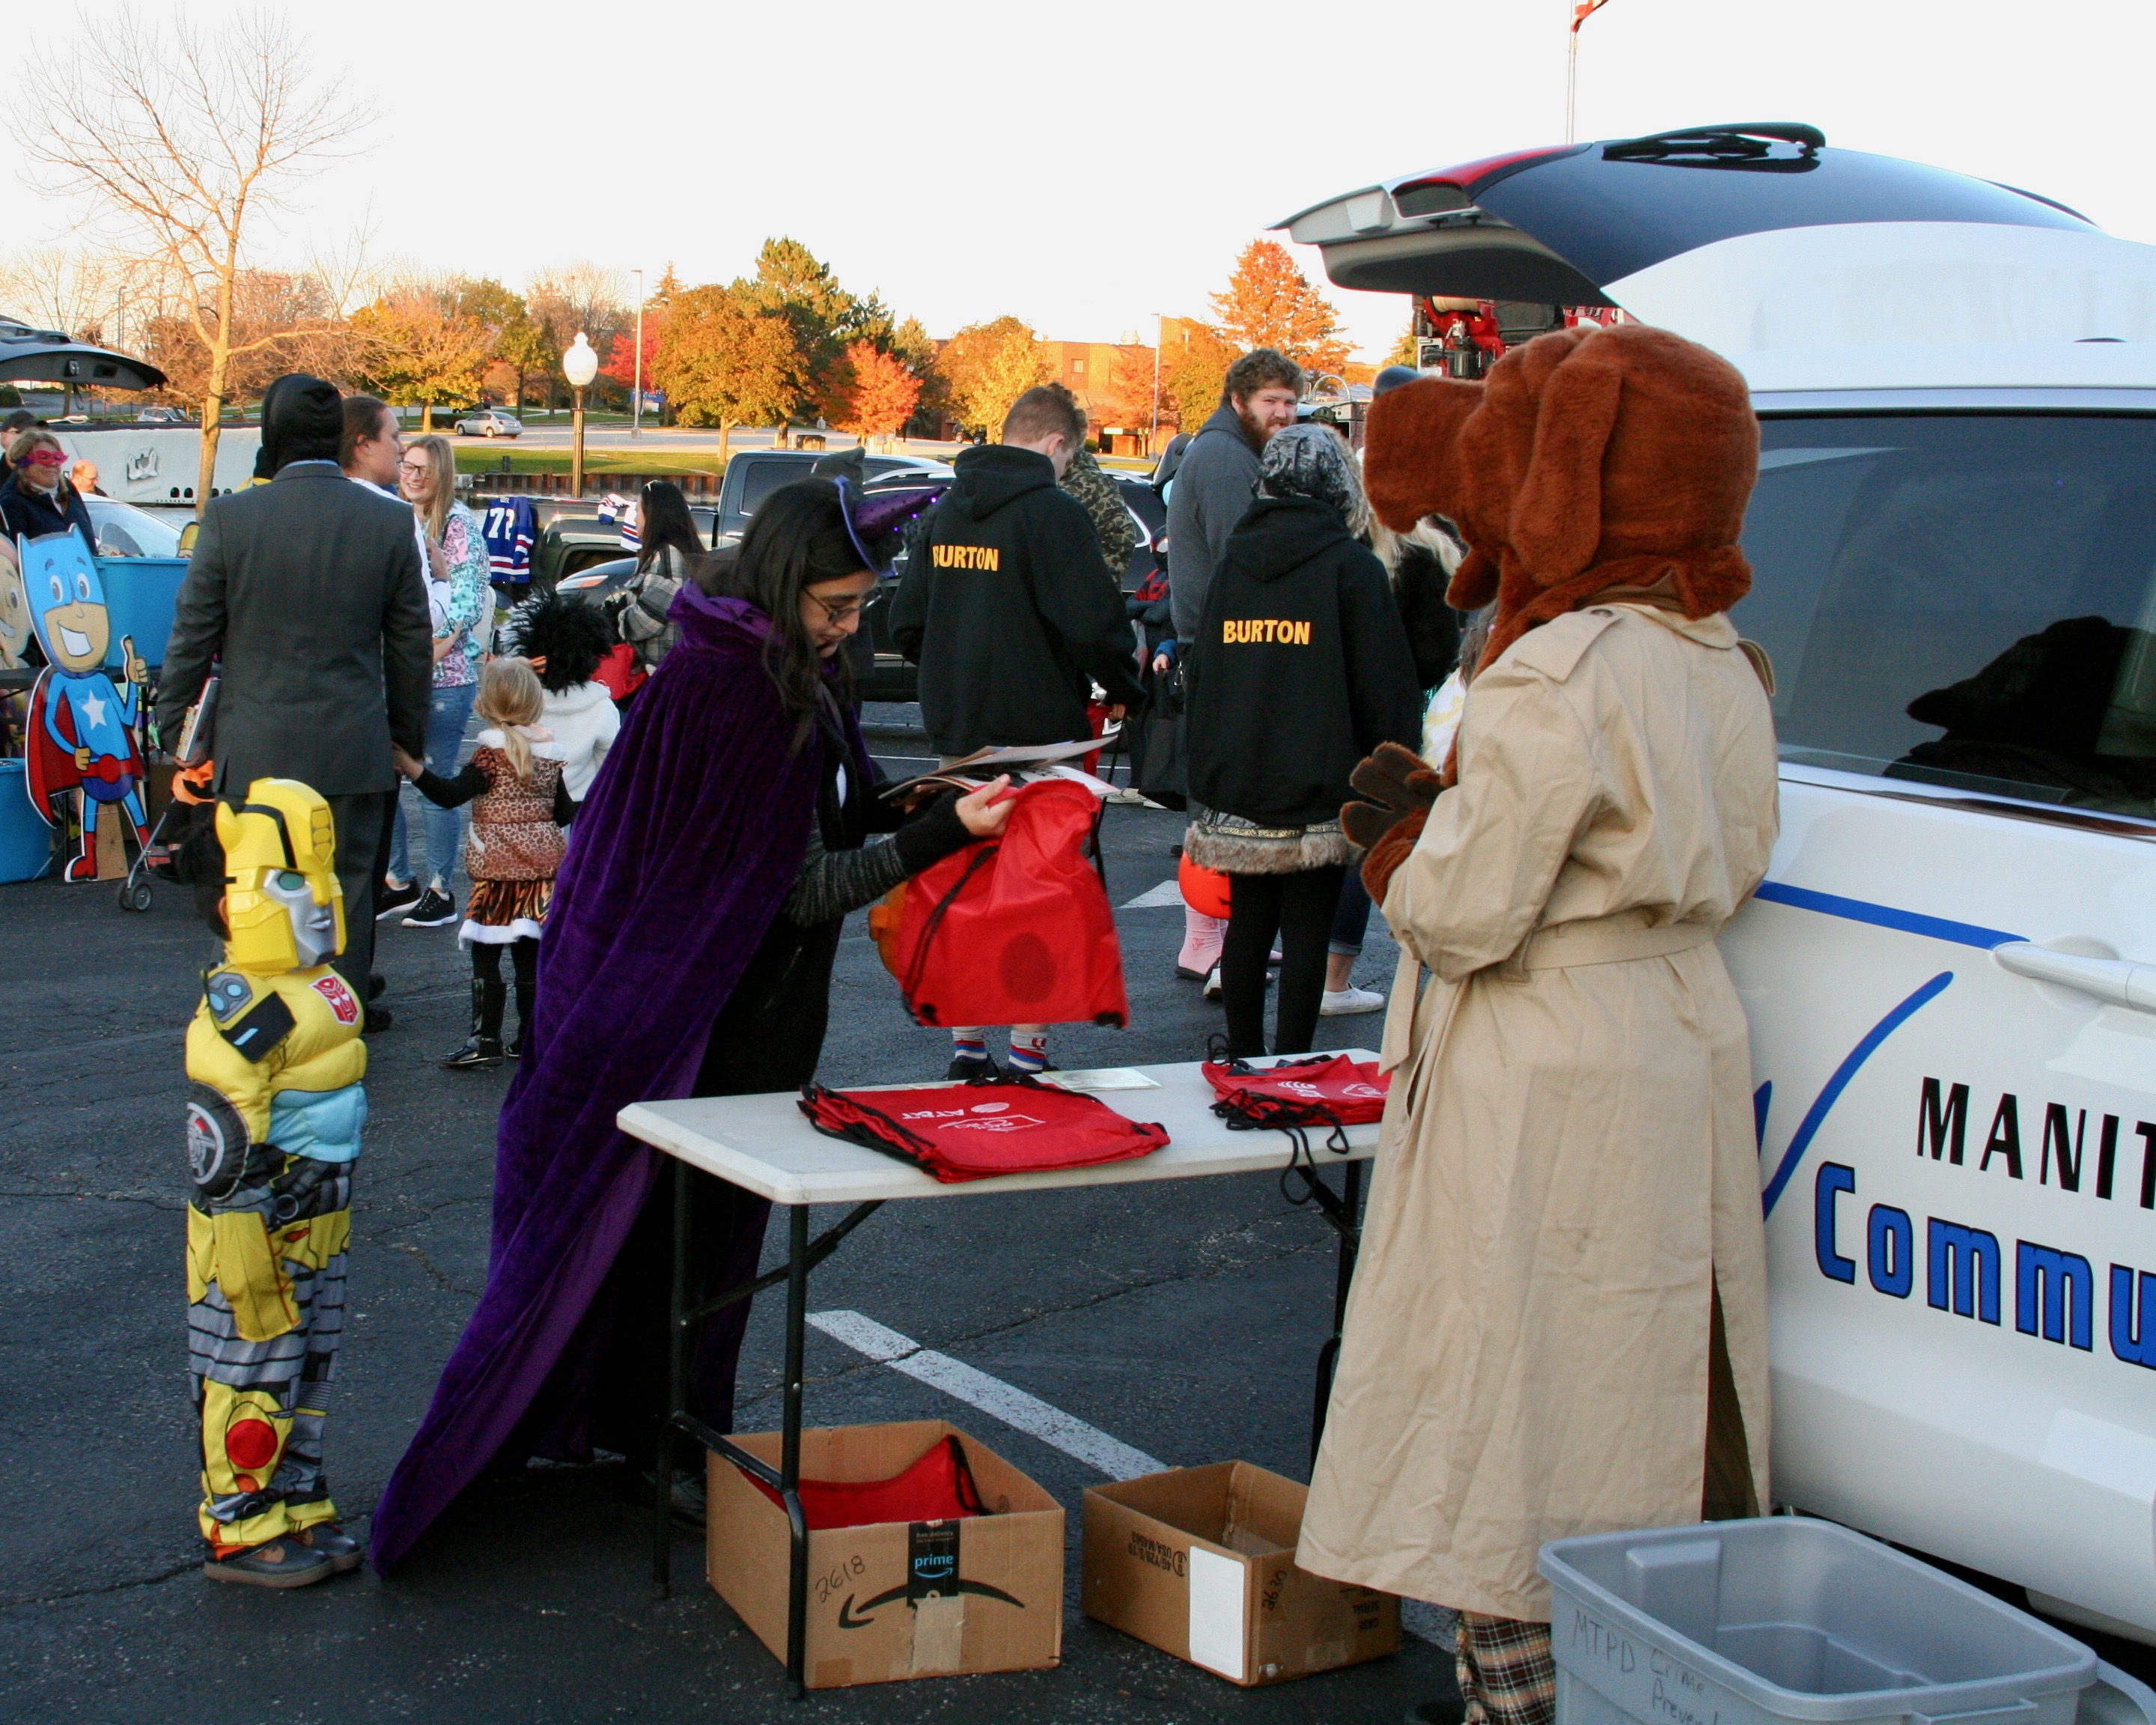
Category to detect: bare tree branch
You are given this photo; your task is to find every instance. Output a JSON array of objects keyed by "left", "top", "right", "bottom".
[{"left": 11, "top": 8, "right": 374, "bottom": 510}]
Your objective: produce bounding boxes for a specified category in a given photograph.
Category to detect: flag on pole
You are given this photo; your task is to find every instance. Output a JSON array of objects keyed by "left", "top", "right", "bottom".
[{"left": 1572, "top": 0, "right": 1612, "bottom": 30}]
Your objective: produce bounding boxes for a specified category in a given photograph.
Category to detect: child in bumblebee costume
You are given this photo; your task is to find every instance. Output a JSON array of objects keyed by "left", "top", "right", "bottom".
[{"left": 185, "top": 779, "right": 368, "bottom": 1588}]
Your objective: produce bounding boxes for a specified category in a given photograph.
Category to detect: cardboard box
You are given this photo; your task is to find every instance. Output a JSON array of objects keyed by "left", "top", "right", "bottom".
[
  {"left": 706, "top": 1420, "right": 1063, "bottom": 1690},
  {"left": 1082, "top": 1461, "right": 1400, "bottom": 1685}
]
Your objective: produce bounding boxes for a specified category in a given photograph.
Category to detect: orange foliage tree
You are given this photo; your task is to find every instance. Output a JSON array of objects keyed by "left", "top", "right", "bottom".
[
  {"left": 1210, "top": 239, "right": 1352, "bottom": 375},
  {"left": 832, "top": 339, "right": 922, "bottom": 442}
]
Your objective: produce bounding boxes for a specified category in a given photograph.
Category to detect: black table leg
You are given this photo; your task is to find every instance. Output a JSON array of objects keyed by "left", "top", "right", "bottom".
[
  {"left": 782, "top": 1202, "right": 809, "bottom": 1697},
  {"left": 1310, "top": 1159, "right": 1363, "bottom": 1464},
  {"left": 654, "top": 1158, "right": 692, "bottom": 1598}
]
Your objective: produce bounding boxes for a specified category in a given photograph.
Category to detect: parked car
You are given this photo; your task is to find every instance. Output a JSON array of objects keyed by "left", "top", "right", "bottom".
[
  {"left": 454, "top": 407, "right": 523, "bottom": 439},
  {"left": 534, "top": 501, "right": 719, "bottom": 588},
  {"left": 83, "top": 496, "right": 184, "bottom": 558},
  {"left": 710, "top": 449, "right": 954, "bottom": 549},
  {"left": 133, "top": 405, "right": 187, "bottom": 425},
  {"left": 1288, "top": 124, "right": 2156, "bottom": 1648}
]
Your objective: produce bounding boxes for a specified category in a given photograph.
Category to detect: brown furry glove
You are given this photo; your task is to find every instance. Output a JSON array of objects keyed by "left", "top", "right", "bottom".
[
  {"left": 1342, "top": 742, "right": 1443, "bottom": 903},
  {"left": 1360, "top": 807, "right": 1428, "bottom": 904}
]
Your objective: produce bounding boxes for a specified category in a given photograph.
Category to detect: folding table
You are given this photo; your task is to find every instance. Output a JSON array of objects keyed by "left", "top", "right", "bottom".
[{"left": 616, "top": 1053, "right": 1382, "bottom": 1696}]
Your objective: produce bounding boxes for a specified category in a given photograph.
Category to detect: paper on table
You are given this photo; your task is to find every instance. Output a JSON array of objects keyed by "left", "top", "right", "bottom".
[
  {"left": 878, "top": 729, "right": 1120, "bottom": 799},
  {"left": 1041, "top": 1068, "right": 1161, "bottom": 1092}
]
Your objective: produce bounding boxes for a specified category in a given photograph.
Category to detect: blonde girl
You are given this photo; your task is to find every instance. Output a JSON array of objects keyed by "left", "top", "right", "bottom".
[{"left": 396, "top": 658, "right": 571, "bottom": 1068}]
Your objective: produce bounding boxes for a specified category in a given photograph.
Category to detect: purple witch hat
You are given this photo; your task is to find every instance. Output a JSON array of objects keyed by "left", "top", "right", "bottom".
[{"left": 834, "top": 475, "right": 948, "bottom": 572}]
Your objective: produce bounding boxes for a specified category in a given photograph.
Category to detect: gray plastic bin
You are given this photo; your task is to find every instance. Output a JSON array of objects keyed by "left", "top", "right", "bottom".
[{"left": 1539, "top": 1518, "right": 2095, "bottom": 1725}]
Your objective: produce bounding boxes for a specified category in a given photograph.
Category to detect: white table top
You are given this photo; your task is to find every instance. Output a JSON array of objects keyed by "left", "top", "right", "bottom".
[{"left": 616, "top": 1054, "right": 1383, "bottom": 1207}]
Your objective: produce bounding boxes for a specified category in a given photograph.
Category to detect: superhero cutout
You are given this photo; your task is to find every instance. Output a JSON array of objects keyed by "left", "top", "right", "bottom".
[
  {"left": 19, "top": 527, "right": 149, "bottom": 879},
  {"left": 184, "top": 779, "right": 368, "bottom": 1588}
]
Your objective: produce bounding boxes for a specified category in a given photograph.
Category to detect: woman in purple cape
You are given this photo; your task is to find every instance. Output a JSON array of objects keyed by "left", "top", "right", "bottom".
[{"left": 370, "top": 479, "right": 1010, "bottom": 1572}]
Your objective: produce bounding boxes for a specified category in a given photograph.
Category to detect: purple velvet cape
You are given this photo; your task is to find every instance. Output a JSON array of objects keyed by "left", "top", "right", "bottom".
[{"left": 371, "top": 588, "right": 833, "bottom": 1572}]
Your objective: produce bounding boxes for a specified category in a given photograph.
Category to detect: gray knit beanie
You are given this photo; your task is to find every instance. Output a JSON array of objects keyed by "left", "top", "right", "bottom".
[{"left": 1259, "top": 422, "right": 1364, "bottom": 527}]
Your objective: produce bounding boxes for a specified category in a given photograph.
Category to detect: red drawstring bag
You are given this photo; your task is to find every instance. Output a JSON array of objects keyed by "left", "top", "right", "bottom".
[
  {"left": 591, "top": 642, "right": 647, "bottom": 701},
  {"left": 743, "top": 1434, "right": 987, "bottom": 1530},
  {"left": 1205, "top": 1053, "right": 1389, "bottom": 1131},
  {"left": 889, "top": 778, "right": 1129, "bottom": 1029},
  {"left": 800, "top": 1072, "right": 1169, "bottom": 1184}
]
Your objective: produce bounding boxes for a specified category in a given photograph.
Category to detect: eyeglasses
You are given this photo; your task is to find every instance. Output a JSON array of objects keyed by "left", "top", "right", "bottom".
[
  {"left": 806, "top": 592, "right": 867, "bottom": 625},
  {"left": 397, "top": 460, "right": 431, "bottom": 477}
]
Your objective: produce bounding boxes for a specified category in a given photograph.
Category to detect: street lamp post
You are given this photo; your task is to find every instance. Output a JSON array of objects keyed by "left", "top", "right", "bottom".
[
  {"left": 1150, "top": 313, "right": 1163, "bottom": 457},
  {"left": 563, "top": 331, "right": 599, "bottom": 497},
  {"left": 1567, "top": 0, "right": 1614, "bottom": 144},
  {"left": 631, "top": 270, "right": 644, "bottom": 441}
]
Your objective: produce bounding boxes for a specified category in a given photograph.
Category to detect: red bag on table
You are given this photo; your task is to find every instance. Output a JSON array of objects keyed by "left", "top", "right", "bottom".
[
  {"left": 885, "top": 778, "right": 1128, "bottom": 1029},
  {"left": 799, "top": 1072, "right": 1168, "bottom": 1184},
  {"left": 1204, "top": 1053, "right": 1389, "bottom": 1133}
]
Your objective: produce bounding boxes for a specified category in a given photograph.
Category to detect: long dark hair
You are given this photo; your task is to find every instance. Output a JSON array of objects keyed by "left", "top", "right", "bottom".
[
  {"left": 637, "top": 478, "right": 703, "bottom": 573},
  {"left": 695, "top": 478, "right": 897, "bottom": 749}
]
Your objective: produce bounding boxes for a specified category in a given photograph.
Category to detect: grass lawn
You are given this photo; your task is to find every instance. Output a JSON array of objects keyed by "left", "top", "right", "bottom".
[{"left": 453, "top": 448, "right": 730, "bottom": 476}]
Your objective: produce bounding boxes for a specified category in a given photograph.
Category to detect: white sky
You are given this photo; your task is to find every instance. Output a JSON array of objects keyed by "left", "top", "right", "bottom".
[{"left": 8, "top": 0, "right": 2153, "bottom": 363}]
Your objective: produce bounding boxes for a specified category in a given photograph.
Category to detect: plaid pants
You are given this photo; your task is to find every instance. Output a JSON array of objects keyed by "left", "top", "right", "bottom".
[{"left": 1457, "top": 1613, "right": 1556, "bottom": 1725}]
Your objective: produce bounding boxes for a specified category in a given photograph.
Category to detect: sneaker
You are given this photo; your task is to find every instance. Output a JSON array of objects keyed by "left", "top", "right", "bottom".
[
  {"left": 202, "top": 1536, "right": 335, "bottom": 1589},
  {"left": 375, "top": 879, "right": 421, "bottom": 921},
  {"left": 946, "top": 1053, "right": 1000, "bottom": 1081},
  {"left": 402, "top": 887, "right": 457, "bottom": 928},
  {"left": 294, "top": 1522, "right": 365, "bottom": 1574},
  {"left": 443, "top": 1035, "right": 505, "bottom": 1071},
  {"left": 1202, "top": 964, "right": 1223, "bottom": 1000},
  {"left": 1321, "top": 986, "right": 1386, "bottom": 1016}
]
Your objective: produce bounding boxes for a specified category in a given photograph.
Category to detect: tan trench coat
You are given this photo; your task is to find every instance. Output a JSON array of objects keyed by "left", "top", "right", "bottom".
[{"left": 1297, "top": 603, "right": 1779, "bottom": 1621}]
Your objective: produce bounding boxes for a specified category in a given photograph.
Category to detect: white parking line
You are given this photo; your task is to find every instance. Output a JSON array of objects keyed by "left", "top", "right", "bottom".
[
  {"left": 808, "top": 1309, "right": 1165, "bottom": 1481},
  {"left": 1118, "top": 878, "right": 1184, "bottom": 909},
  {"left": 806, "top": 1308, "right": 1451, "bottom": 1648}
]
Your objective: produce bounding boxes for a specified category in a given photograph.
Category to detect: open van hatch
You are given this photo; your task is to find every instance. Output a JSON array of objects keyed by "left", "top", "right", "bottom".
[{"left": 1276, "top": 124, "right": 2156, "bottom": 353}]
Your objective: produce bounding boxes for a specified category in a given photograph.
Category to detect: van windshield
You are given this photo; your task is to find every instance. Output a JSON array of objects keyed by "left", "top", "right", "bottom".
[{"left": 1735, "top": 413, "right": 2156, "bottom": 821}]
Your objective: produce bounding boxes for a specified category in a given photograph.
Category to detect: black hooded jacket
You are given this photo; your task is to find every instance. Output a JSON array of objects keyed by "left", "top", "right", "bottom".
[
  {"left": 889, "top": 443, "right": 1144, "bottom": 757},
  {"left": 1184, "top": 495, "right": 1423, "bottom": 828}
]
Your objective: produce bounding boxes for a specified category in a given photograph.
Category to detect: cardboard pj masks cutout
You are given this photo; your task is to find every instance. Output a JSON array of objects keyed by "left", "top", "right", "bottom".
[
  {"left": 0, "top": 538, "right": 30, "bottom": 670},
  {"left": 20, "top": 528, "right": 149, "bottom": 879}
]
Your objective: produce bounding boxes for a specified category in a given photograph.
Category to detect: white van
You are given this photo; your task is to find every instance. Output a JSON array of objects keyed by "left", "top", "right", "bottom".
[{"left": 1287, "top": 125, "right": 2156, "bottom": 1646}]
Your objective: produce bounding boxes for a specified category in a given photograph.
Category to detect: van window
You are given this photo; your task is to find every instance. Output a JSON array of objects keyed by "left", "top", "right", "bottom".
[{"left": 1735, "top": 413, "right": 2156, "bottom": 821}]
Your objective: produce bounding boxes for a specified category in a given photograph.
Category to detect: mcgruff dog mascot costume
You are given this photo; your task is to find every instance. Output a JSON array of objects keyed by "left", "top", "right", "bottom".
[
  {"left": 185, "top": 779, "right": 368, "bottom": 1587},
  {"left": 1295, "top": 323, "right": 1780, "bottom": 1725}
]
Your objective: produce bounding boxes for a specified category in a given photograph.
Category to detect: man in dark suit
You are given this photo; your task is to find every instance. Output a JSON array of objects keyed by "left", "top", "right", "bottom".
[{"left": 157, "top": 375, "right": 430, "bottom": 1027}]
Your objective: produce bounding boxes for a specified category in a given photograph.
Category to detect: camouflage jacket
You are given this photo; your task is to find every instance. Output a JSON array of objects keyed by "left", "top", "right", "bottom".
[{"left": 1059, "top": 448, "right": 1139, "bottom": 585}]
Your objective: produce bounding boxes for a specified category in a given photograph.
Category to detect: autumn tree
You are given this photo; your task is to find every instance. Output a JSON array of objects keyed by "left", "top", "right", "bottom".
[
  {"left": 832, "top": 341, "right": 922, "bottom": 446},
  {"left": 889, "top": 314, "right": 946, "bottom": 435},
  {"left": 1157, "top": 320, "right": 1238, "bottom": 433},
  {"left": 651, "top": 282, "right": 806, "bottom": 455},
  {"left": 141, "top": 267, "right": 350, "bottom": 405},
  {"left": 526, "top": 262, "right": 630, "bottom": 413},
  {"left": 937, "top": 316, "right": 1048, "bottom": 440},
  {"left": 16, "top": 13, "right": 371, "bottom": 511},
  {"left": 1100, "top": 343, "right": 1162, "bottom": 442},
  {"left": 350, "top": 275, "right": 505, "bottom": 428},
  {"left": 739, "top": 237, "right": 892, "bottom": 431},
  {"left": 1210, "top": 240, "right": 1351, "bottom": 376},
  {"left": 1386, "top": 321, "right": 1420, "bottom": 368}
]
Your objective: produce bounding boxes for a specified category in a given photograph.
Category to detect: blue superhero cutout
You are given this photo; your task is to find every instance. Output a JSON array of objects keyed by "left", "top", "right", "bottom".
[{"left": 20, "top": 527, "right": 149, "bottom": 880}]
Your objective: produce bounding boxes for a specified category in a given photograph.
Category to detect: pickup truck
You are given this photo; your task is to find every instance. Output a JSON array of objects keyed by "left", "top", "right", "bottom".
[{"left": 1288, "top": 124, "right": 2156, "bottom": 1656}]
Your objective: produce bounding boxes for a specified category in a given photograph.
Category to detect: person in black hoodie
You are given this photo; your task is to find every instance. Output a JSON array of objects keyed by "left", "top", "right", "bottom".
[
  {"left": 889, "top": 383, "right": 1145, "bottom": 1078},
  {"left": 1184, "top": 425, "right": 1422, "bottom": 1057}
]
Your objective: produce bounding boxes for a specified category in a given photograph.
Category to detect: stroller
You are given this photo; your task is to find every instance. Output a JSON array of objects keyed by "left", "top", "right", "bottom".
[{"left": 118, "top": 756, "right": 215, "bottom": 913}]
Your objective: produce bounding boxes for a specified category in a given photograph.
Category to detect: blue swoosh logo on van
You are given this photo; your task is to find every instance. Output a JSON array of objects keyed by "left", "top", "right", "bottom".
[
  {"left": 1758, "top": 973, "right": 1954, "bottom": 1217},
  {"left": 1751, "top": 881, "right": 2023, "bottom": 950}
]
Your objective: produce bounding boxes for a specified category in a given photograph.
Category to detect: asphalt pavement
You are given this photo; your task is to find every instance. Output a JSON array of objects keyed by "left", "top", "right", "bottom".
[{"left": 0, "top": 732, "right": 1452, "bottom": 1724}]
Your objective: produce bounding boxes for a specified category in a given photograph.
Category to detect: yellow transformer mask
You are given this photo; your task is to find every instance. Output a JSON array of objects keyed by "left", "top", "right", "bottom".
[{"left": 216, "top": 780, "right": 346, "bottom": 976}]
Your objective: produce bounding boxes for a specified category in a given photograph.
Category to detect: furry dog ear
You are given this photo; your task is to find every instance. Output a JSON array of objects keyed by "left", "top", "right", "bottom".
[
  {"left": 1508, "top": 336, "right": 1623, "bottom": 587},
  {"left": 1362, "top": 376, "right": 1483, "bottom": 534}
]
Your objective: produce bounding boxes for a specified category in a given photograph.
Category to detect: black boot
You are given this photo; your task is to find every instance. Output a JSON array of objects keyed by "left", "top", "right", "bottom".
[
  {"left": 443, "top": 977, "right": 506, "bottom": 1069},
  {"left": 507, "top": 984, "right": 535, "bottom": 1058}
]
